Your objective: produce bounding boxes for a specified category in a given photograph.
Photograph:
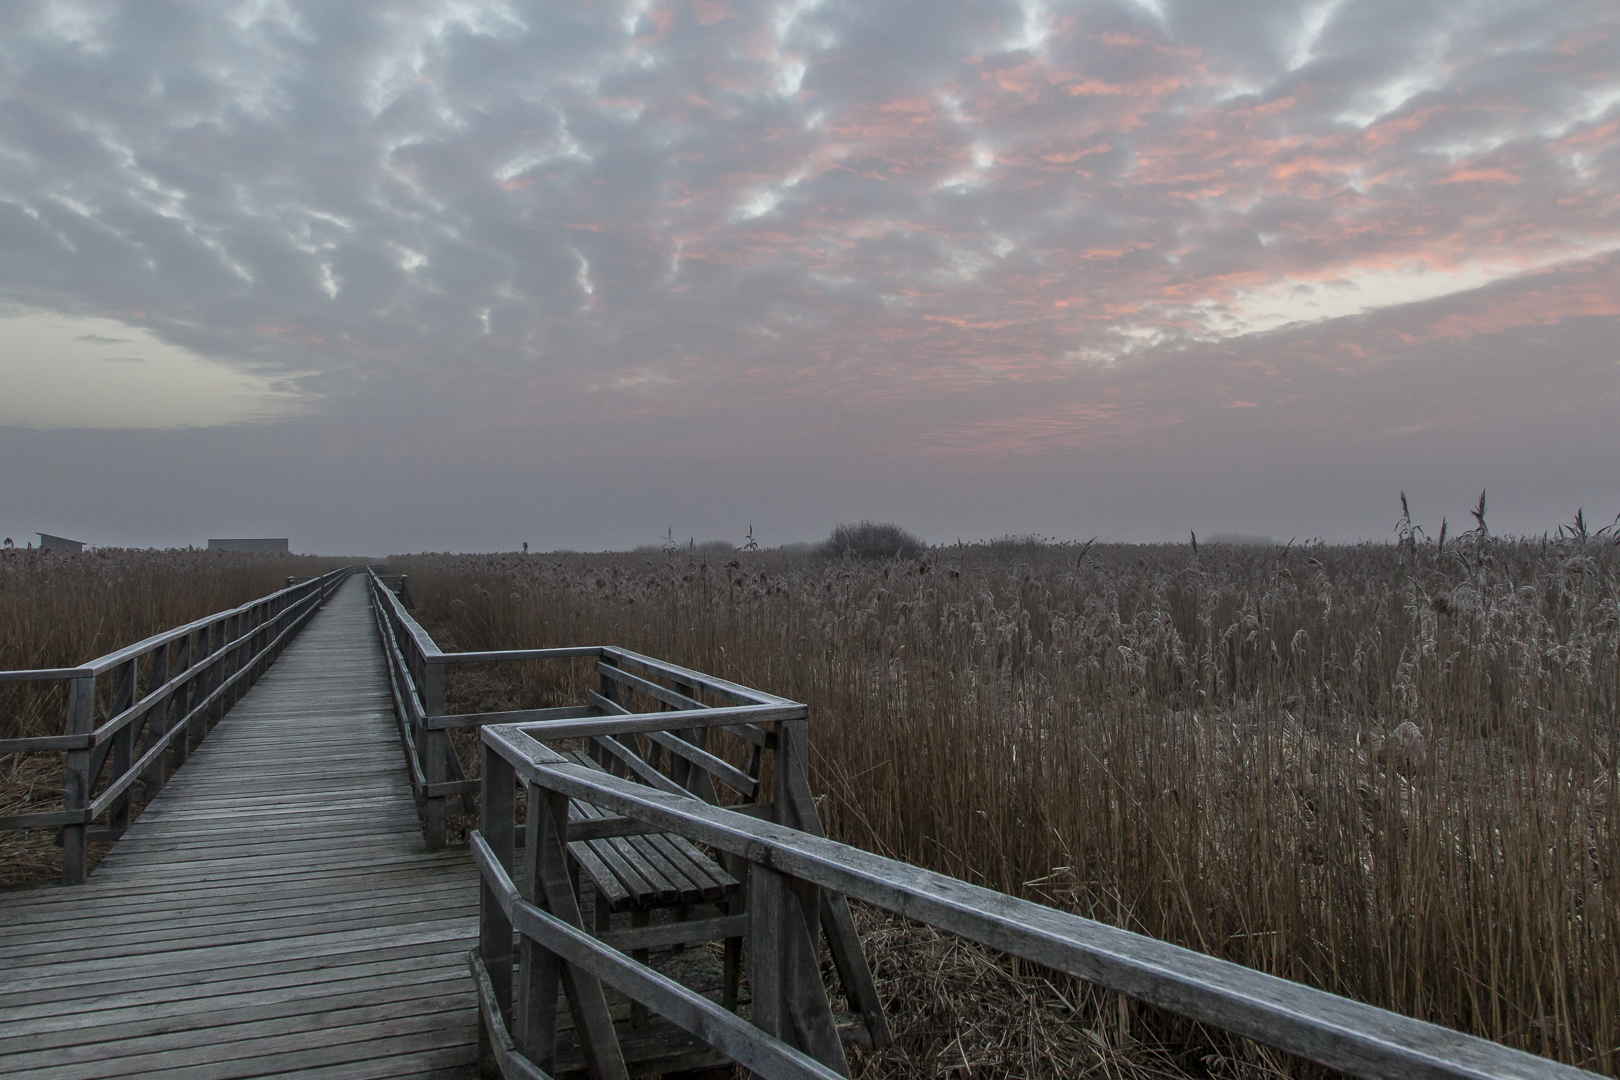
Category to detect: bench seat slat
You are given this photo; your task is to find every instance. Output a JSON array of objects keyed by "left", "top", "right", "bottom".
[{"left": 560, "top": 746, "right": 741, "bottom": 911}]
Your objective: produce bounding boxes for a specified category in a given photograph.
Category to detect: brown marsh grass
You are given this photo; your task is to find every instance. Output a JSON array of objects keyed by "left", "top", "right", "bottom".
[
  {"left": 393, "top": 532, "right": 1620, "bottom": 1076},
  {"left": 0, "top": 547, "right": 352, "bottom": 884}
]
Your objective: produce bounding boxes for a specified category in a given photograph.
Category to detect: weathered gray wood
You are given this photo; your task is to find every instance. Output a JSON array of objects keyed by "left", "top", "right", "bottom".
[
  {"left": 143, "top": 641, "right": 172, "bottom": 795},
  {"left": 594, "top": 661, "right": 707, "bottom": 713},
  {"left": 0, "top": 940, "right": 471, "bottom": 1021},
  {"left": 515, "top": 781, "right": 563, "bottom": 1071},
  {"left": 478, "top": 743, "right": 516, "bottom": 1076},
  {"left": 422, "top": 660, "right": 449, "bottom": 850},
  {"left": 0, "top": 576, "right": 480, "bottom": 1079},
  {"left": 593, "top": 733, "right": 691, "bottom": 800},
  {"left": 568, "top": 843, "right": 631, "bottom": 911},
  {"left": 515, "top": 701, "right": 790, "bottom": 745},
  {"left": 442, "top": 646, "right": 602, "bottom": 665},
  {"left": 602, "top": 647, "right": 796, "bottom": 709},
  {"left": 60, "top": 675, "right": 96, "bottom": 885},
  {"left": 73, "top": 572, "right": 340, "bottom": 678},
  {"left": 427, "top": 704, "right": 596, "bottom": 731},
  {"left": 0, "top": 966, "right": 469, "bottom": 1051},
  {"left": 0, "top": 989, "right": 475, "bottom": 1073},
  {"left": 645, "top": 833, "right": 736, "bottom": 901},
  {"left": 473, "top": 837, "right": 842, "bottom": 1080},
  {"left": 0, "top": 666, "right": 94, "bottom": 682},
  {"left": 532, "top": 787, "right": 629, "bottom": 1080},
  {"left": 0, "top": 807, "right": 87, "bottom": 830},
  {"left": 772, "top": 718, "right": 892, "bottom": 1048},
  {"left": 492, "top": 751, "right": 1598, "bottom": 1080},
  {"left": 0, "top": 733, "right": 93, "bottom": 753},
  {"left": 106, "top": 657, "right": 139, "bottom": 832},
  {"left": 747, "top": 863, "right": 851, "bottom": 1077},
  {"left": 597, "top": 914, "right": 747, "bottom": 953},
  {"left": 469, "top": 949, "right": 551, "bottom": 1080},
  {"left": 644, "top": 729, "right": 756, "bottom": 798}
]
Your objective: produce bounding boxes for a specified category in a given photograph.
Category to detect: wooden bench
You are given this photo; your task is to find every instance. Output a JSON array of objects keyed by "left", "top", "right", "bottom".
[
  {"left": 560, "top": 748, "right": 747, "bottom": 1015},
  {"left": 564, "top": 749, "right": 741, "bottom": 915}
]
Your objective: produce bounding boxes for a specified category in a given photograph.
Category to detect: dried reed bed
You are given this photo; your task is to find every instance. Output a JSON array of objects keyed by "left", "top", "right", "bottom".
[
  {"left": 394, "top": 534, "right": 1619, "bottom": 1076},
  {"left": 0, "top": 547, "right": 352, "bottom": 884}
]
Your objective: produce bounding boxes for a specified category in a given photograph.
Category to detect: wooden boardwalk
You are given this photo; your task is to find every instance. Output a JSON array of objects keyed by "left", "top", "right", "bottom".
[{"left": 0, "top": 576, "right": 480, "bottom": 1079}]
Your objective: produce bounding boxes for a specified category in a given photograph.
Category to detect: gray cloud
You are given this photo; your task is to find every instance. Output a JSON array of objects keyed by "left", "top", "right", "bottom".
[{"left": 0, "top": 0, "right": 1615, "bottom": 549}]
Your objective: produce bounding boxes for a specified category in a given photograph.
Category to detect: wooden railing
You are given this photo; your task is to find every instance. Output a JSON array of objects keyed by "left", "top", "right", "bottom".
[
  {"left": 368, "top": 566, "right": 469, "bottom": 844},
  {"left": 367, "top": 567, "right": 1601, "bottom": 1080},
  {"left": 477, "top": 723, "right": 1602, "bottom": 1080},
  {"left": 0, "top": 566, "right": 351, "bottom": 883}
]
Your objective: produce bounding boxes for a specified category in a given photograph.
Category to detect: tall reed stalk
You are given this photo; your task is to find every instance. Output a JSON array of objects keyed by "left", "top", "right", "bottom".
[
  {"left": 395, "top": 536, "right": 1619, "bottom": 1074},
  {"left": 1, "top": 547, "right": 350, "bottom": 740}
]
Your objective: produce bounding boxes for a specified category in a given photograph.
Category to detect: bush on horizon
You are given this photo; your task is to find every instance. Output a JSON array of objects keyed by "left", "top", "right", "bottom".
[{"left": 815, "top": 521, "right": 925, "bottom": 560}]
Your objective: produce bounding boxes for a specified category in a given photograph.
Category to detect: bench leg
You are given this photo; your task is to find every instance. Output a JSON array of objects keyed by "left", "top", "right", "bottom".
[
  {"left": 630, "top": 908, "right": 651, "bottom": 1027},
  {"left": 672, "top": 904, "right": 688, "bottom": 954},
  {"left": 724, "top": 857, "right": 745, "bottom": 1012}
]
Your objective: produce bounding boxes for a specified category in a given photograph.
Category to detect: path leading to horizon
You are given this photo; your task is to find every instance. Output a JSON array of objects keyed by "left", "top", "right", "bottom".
[{"left": 0, "top": 575, "right": 480, "bottom": 1079}]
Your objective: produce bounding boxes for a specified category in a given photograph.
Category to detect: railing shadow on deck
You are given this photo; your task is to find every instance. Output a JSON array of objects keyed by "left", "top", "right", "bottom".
[
  {"left": 0, "top": 566, "right": 352, "bottom": 884},
  {"left": 365, "top": 568, "right": 1601, "bottom": 1080}
]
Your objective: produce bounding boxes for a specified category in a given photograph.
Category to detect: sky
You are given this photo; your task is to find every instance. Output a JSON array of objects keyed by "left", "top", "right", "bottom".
[{"left": 0, "top": 0, "right": 1616, "bottom": 554}]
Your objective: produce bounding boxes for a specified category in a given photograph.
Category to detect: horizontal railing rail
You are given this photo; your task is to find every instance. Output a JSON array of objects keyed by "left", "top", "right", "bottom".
[
  {"left": 365, "top": 567, "right": 790, "bottom": 850},
  {"left": 476, "top": 719, "right": 1603, "bottom": 1080},
  {"left": 0, "top": 566, "right": 352, "bottom": 883}
]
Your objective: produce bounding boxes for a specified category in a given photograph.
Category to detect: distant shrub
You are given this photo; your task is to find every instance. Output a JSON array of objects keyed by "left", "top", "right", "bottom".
[
  {"left": 982, "top": 533, "right": 1062, "bottom": 553},
  {"left": 816, "top": 521, "right": 925, "bottom": 560},
  {"left": 633, "top": 538, "right": 735, "bottom": 555},
  {"left": 1204, "top": 533, "right": 1276, "bottom": 547}
]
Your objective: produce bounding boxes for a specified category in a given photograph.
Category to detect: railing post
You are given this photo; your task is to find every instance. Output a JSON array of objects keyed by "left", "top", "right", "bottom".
[
  {"left": 198, "top": 621, "right": 221, "bottom": 740},
  {"left": 526, "top": 783, "right": 627, "bottom": 1079},
  {"left": 478, "top": 742, "right": 516, "bottom": 1077},
  {"left": 594, "top": 658, "right": 621, "bottom": 771},
  {"left": 226, "top": 612, "right": 243, "bottom": 709},
  {"left": 773, "top": 715, "right": 893, "bottom": 1047},
  {"left": 171, "top": 634, "right": 193, "bottom": 767},
  {"left": 108, "top": 658, "right": 138, "bottom": 834},
  {"left": 514, "top": 782, "right": 564, "bottom": 1071},
  {"left": 60, "top": 675, "right": 95, "bottom": 885},
  {"left": 745, "top": 860, "right": 850, "bottom": 1077},
  {"left": 217, "top": 616, "right": 232, "bottom": 714},
  {"left": 248, "top": 603, "right": 262, "bottom": 682},
  {"left": 258, "top": 600, "right": 271, "bottom": 675},
  {"left": 422, "top": 659, "right": 448, "bottom": 849},
  {"left": 142, "top": 642, "right": 171, "bottom": 799}
]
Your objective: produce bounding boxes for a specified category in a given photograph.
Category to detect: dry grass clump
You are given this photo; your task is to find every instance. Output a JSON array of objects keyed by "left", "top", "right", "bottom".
[
  {"left": 0, "top": 547, "right": 352, "bottom": 886},
  {"left": 844, "top": 903, "right": 1221, "bottom": 1080},
  {"left": 392, "top": 531, "right": 1619, "bottom": 1075}
]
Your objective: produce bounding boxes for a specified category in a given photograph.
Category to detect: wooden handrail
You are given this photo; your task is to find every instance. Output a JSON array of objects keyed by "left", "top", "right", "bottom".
[
  {"left": 364, "top": 567, "right": 788, "bottom": 850},
  {"left": 0, "top": 566, "right": 352, "bottom": 883},
  {"left": 476, "top": 719, "right": 1603, "bottom": 1080}
]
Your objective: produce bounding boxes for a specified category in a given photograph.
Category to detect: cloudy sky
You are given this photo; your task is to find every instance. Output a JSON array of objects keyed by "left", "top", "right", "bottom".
[{"left": 1, "top": 0, "right": 1616, "bottom": 553}]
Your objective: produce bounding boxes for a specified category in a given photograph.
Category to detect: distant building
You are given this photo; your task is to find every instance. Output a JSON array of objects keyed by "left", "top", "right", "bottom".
[
  {"left": 208, "top": 538, "right": 290, "bottom": 553},
  {"left": 38, "top": 533, "right": 84, "bottom": 553}
]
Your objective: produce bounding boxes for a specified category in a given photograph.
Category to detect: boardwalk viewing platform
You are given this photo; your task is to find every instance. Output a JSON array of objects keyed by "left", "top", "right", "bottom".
[{"left": 0, "top": 567, "right": 1601, "bottom": 1080}]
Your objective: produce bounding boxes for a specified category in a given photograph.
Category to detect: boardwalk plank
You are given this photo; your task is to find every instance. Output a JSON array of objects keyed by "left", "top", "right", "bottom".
[{"left": 0, "top": 577, "right": 479, "bottom": 1078}]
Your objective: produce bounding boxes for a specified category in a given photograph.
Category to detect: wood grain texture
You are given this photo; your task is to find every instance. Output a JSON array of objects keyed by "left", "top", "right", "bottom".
[{"left": 0, "top": 576, "right": 479, "bottom": 1080}]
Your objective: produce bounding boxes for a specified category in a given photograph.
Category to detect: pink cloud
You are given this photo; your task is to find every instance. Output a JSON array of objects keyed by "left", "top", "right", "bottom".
[{"left": 692, "top": 1, "right": 733, "bottom": 27}]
